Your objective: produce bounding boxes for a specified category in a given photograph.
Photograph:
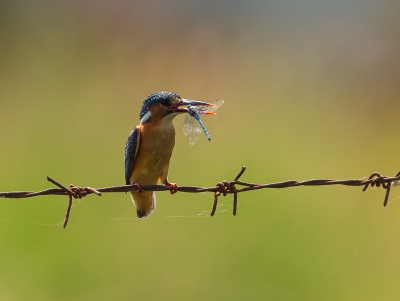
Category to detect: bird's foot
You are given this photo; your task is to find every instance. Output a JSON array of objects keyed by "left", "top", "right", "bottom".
[
  {"left": 164, "top": 181, "right": 178, "bottom": 195},
  {"left": 133, "top": 182, "right": 144, "bottom": 193}
]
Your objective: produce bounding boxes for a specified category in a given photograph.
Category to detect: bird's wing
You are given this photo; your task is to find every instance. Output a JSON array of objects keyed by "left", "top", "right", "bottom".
[{"left": 124, "top": 127, "right": 141, "bottom": 185}]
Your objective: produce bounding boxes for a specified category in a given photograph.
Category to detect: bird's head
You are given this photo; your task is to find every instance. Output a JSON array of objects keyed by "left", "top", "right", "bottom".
[{"left": 139, "top": 91, "right": 213, "bottom": 124}]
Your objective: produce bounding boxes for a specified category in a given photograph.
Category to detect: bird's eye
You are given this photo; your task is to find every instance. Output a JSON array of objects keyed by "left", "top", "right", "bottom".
[{"left": 160, "top": 99, "right": 170, "bottom": 106}]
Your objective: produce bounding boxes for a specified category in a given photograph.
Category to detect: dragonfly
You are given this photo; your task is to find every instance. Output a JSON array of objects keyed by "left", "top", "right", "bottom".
[{"left": 181, "top": 100, "right": 224, "bottom": 145}]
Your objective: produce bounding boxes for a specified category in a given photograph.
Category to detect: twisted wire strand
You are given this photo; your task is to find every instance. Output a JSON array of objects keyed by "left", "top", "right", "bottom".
[{"left": 1, "top": 167, "right": 399, "bottom": 228}]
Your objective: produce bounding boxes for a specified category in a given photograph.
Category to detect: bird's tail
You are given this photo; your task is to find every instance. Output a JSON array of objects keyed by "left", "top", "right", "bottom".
[{"left": 130, "top": 191, "right": 156, "bottom": 218}]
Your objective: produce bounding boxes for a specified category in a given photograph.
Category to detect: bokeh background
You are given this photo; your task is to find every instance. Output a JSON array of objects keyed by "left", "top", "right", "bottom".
[{"left": 1, "top": 0, "right": 400, "bottom": 300}]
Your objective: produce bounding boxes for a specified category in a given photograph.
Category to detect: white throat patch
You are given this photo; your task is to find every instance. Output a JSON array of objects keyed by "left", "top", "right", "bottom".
[{"left": 140, "top": 111, "right": 152, "bottom": 124}]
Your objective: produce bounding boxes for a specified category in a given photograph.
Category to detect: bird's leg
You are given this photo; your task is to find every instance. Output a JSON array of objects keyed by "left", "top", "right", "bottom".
[
  {"left": 164, "top": 180, "right": 178, "bottom": 195},
  {"left": 132, "top": 182, "right": 144, "bottom": 193}
]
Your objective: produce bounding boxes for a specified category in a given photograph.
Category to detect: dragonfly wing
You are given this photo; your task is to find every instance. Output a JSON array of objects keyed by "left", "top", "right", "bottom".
[
  {"left": 187, "top": 124, "right": 202, "bottom": 145},
  {"left": 182, "top": 100, "right": 224, "bottom": 144},
  {"left": 198, "top": 100, "right": 225, "bottom": 114},
  {"left": 209, "top": 100, "right": 224, "bottom": 112},
  {"left": 181, "top": 113, "right": 194, "bottom": 136}
]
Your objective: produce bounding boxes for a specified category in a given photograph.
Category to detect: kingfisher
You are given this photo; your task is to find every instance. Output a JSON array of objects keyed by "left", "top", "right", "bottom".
[{"left": 124, "top": 91, "right": 213, "bottom": 218}]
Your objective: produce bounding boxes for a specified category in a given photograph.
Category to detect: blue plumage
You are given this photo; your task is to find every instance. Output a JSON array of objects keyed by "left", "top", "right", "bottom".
[
  {"left": 139, "top": 91, "right": 180, "bottom": 120},
  {"left": 124, "top": 127, "right": 140, "bottom": 185}
]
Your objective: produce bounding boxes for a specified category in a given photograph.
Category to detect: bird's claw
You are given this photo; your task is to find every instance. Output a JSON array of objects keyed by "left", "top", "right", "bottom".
[
  {"left": 133, "top": 182, "right": 144, "bottom": 193},
  {"left": 165, "top": 182, "right": 178, "bottom": 194}
]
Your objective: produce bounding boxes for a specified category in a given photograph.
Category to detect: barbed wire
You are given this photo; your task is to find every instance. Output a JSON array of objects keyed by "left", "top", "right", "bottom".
[{"left": 1, "top": 166, "right": 399, "bottom": 229}]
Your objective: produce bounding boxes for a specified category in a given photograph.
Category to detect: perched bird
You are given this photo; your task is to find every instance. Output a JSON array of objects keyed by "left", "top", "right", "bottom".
[{"left": 124, "top": 91, "right": 213, "bottom": 218}]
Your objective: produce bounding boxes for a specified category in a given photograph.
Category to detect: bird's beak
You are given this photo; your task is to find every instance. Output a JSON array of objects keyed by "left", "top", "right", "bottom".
[
  {"left": 180, "top": 99, "right": 214, "bottom": 107},
  {"left": 167, "top": 99, "right": 214, "bottom": 113}
]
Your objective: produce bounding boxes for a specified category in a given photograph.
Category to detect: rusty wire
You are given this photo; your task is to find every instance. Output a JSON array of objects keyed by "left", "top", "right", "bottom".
[{"left": 1, "top": 166, "right": 400, "bottom": 229}]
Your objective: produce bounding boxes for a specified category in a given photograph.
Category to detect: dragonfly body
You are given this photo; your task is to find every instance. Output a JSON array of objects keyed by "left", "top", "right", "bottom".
[
  {"left": 182, "top": 100, "right": 224, "bottom": 145},
  {"left": 187, "top": 105, "right": 211, "bottom": 141}
]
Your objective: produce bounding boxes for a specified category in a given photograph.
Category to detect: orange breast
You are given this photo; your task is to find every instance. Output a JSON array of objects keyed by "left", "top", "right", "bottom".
[{"left": 129, "top": 122, "right": 175, "bottom": 185}]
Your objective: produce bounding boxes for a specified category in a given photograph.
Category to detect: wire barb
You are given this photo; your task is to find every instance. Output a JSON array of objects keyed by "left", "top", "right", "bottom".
[
  {"left": 1, "top": 167, "right": 400, "bottom": 228},
  {"left": 361, "top": 171, "right": 400, "bottom": 206},
  {"left": 63, "top": 195, "right": 73, "bottom": 229},
  {"left": 210, "top": 167, "right": 246, "bottom": 216},
  {"left": 45, "top": 178, "right": 103, "bottom": 229}
]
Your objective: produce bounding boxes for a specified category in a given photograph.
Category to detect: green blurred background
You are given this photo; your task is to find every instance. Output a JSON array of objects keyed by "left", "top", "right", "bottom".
[{"left": 1, "top": 0, "right": 400, "bottom": 300}]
